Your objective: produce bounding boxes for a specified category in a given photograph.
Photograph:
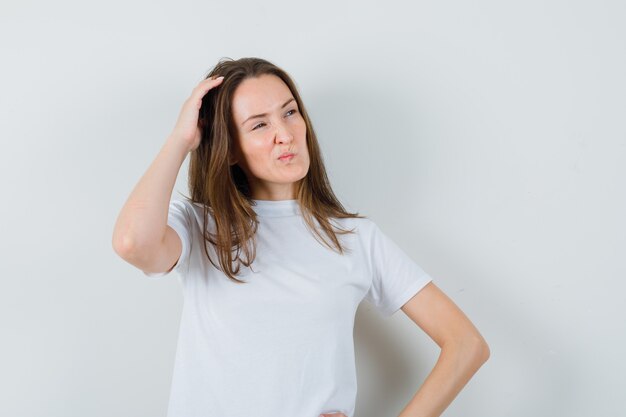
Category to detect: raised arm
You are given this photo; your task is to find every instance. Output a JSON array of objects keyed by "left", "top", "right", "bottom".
[{"left": 111, "top": 75, "right": 224, "bottom": 274}]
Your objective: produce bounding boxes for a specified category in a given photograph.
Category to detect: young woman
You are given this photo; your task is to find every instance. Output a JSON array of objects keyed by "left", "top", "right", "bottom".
[{"left": 112, "top": 57, "right": 490, "bottom": 417}]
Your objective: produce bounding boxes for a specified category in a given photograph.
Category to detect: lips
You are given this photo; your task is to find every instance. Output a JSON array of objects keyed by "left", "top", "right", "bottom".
[{"left": 278, "top": 152, "right": 295, "bottom": 159}]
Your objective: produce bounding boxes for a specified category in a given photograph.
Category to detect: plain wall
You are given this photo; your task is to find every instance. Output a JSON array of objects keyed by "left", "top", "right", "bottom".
[{"left": 1, "top": 0, "right": 624, "bottom": 416}]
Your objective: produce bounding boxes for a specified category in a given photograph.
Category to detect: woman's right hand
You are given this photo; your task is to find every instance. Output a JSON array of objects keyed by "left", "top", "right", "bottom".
[{"left": 169, "top": 75, "right": 225, "bottom": 153}]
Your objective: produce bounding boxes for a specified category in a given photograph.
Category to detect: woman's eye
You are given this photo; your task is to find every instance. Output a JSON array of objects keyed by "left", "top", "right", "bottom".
[{"left": 251, "top": 110, "right": 297, "bottom": 131}]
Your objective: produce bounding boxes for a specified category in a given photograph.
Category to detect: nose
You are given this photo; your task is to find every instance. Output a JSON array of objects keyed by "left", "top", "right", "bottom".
[{"left": 273, "top": 121, "right": 294, "bottom": 144}]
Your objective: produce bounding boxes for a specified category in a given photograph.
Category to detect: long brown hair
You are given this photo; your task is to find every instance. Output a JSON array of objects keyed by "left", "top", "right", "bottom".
[{"left": 180, "top": 56, "right": 367, "bottom": 283}]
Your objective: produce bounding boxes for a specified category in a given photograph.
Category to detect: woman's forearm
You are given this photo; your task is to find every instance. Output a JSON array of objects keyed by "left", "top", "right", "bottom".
[{"left": 397, "top": 341, "right": 490, "bottom": 417}]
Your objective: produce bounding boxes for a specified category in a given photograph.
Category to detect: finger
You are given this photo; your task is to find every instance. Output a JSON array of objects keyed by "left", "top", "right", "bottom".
[
  {"left": 192, "top": 75, "right": 224, "bottom": 94},
  {"left": 189, "top": 76, "right": 224, "bottom": 105},
  {"left": 203, "top": 75, "right": 224, "bottom": 83}
]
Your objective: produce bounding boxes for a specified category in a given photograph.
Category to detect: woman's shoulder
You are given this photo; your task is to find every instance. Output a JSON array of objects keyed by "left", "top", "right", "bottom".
[
  {"left": 170, "top": 198, "right": 217, "bottom": 228},
  {"left": 332, "top": 214, "right": 377, "bottom": 235},
  {"left": 172, "top": 198, "right": 212, "bottom": 211}
]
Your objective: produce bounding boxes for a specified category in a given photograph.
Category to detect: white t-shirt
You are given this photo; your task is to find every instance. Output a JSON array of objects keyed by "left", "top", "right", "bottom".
[{"left": 143, "top": 198, "right": 433, "bottom": 417}]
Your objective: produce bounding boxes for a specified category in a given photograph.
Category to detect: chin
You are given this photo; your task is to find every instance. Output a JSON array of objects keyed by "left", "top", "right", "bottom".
[{"left": 277, "top": 168, "right": 308, "bottom": 183}]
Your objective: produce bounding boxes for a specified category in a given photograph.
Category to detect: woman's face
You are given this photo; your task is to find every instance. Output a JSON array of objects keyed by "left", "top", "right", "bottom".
[{"left": 230, "top": 74, "right": 310, "bottom": 200}]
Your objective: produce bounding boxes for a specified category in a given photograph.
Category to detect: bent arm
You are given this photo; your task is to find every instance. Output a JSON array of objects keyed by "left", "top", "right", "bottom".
[
  {"left": 111, "top": 136, "right": 188, "bottom": 263},
  {"left": 397, "top": 282, "right": 491, "bottom": 417}
]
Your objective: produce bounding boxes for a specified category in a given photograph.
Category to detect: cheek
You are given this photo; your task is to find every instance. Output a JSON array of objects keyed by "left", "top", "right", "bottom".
[
  {"left": 295, "top": 120, "right": 307, "bottom": 141},
  {"left": 299, "top": 125, "right": 309, "bottom": 149},
  {"left": 246, "top": 141, "right": 274, "bottom": 165}
]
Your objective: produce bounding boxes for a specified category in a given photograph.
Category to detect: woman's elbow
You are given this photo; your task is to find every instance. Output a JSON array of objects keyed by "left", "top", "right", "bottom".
[{"left": 479, "top": 341, "right": 491, "bottom": 363}]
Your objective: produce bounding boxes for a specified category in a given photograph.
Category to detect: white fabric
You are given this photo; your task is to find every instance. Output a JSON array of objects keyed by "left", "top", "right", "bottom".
[{"left": 143, "top": 198, "right": 433, "bottom": 417}]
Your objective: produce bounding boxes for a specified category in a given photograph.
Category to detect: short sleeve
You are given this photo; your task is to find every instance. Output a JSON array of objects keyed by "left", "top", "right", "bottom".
[
  {"left": 364, "top": 222, "right": 433, "bottom": 317},
  {"left": 142, "top": 199, "right": 192, "bottom": 279}
]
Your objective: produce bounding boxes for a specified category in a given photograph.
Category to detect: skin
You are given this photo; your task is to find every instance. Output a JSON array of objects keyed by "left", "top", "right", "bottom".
[
  {"left": 394, "top": 282, "right": 490, "bottom": 417},
  {"left": 230, "top": 73, "right": 310, "bottom": 201}
]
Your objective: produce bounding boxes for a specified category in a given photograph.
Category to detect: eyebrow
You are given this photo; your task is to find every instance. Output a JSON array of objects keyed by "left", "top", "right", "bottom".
[{"left": 241, "top": 98, "right": 296, "bottom": 127}]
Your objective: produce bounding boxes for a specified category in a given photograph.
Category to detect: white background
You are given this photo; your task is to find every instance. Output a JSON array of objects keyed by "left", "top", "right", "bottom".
[{"left": 1, "top": 0, "right": 624, "bottom": 416}]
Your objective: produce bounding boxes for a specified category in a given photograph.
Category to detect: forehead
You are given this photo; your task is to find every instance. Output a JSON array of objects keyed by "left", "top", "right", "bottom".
[{"left": 231, "top": 74, "right": 294, "bottom": 119}]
